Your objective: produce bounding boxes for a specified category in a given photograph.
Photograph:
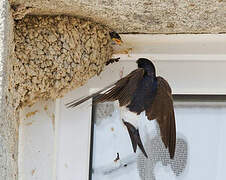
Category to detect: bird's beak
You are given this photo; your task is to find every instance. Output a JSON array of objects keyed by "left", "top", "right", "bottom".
[{"left": 112, "top": 38, "right": 123, "bottom": 45}]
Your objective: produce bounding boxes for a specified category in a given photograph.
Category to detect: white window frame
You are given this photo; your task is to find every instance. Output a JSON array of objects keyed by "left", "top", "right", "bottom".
[{"left": 18, "top": 34, "right": 226, "bottom": 180}]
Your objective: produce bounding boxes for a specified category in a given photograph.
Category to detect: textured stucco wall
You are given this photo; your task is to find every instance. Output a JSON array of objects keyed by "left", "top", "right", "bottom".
[
  {"left": 9, "top": 0, "right": 226, "bottom": 34},
  {"left": 0, "top": 0, "right": 18, "bottom": 179}
]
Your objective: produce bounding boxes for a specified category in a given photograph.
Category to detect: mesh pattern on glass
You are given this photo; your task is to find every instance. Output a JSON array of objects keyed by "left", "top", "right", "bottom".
[
  {"left": 137, "top": 125, "right": 188, "bottom": 180},
  {"left": 93, "top": 102, "right": 115, "bottom": 125},
  {"left": 92, "top": 102, "right": 188, "bottom": 180}
]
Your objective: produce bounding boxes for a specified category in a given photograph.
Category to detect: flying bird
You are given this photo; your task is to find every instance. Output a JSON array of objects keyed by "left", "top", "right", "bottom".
[{"left": 66, "top": 58, "right": 176, "bottom": 159}]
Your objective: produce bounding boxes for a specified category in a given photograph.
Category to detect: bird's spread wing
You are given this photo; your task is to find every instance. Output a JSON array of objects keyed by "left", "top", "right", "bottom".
[
  {"left": 94, "top": 68, "right": 144, "bottom": 106},
  {"left": 66, "top": 68, "right": 144, "bottom": 108},
  {"left": 145, "top": 77, "right": 176, "bottom": 159}
]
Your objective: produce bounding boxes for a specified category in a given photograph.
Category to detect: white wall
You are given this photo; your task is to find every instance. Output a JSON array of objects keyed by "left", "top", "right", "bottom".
[{"left": 18, "top": 34, "right": 226, "bottom": 180}]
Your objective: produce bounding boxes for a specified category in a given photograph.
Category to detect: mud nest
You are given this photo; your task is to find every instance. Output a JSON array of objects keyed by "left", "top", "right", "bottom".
[{"left": 9, "top": 15, "right": 113, "bottom": 107}]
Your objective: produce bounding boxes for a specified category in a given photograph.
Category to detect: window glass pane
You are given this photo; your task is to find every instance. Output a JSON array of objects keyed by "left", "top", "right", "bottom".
[{"left": 91, "top": 98, "right": 226, "bottom": 180}]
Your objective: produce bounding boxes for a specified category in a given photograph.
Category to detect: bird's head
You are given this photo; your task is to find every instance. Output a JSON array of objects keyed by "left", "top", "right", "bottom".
[
  {"left": 136, "top": 58, "right": 156, "bottom": 76},
  {"left": 109, "top": 31, "right": 123, "bottom": 45}
]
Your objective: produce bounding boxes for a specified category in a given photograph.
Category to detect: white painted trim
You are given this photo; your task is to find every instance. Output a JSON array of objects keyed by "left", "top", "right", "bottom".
[
  {"left": 116, "top": 54, "right": 226, "bottom": 61},
  {"left": 55, "top": 97, "right": 92, "bottom": 180},
  {"left": 114, "top": 34, "right": 226, "bottom": 61}
]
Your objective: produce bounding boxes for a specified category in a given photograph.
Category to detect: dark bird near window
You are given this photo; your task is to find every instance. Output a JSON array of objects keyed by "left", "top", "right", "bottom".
[{"left": 66, "top": 58, "right": 176, "bottom": 159}]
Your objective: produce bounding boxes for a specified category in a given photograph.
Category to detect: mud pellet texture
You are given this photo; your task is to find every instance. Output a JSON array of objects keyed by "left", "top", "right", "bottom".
[{"left": 10, "top": 15, "right": 113, "bottom": 107}]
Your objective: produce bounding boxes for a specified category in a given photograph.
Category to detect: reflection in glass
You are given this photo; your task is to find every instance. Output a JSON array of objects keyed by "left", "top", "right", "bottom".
[{"left": 91, "top": 100, "right": 226, "bottom": 180}]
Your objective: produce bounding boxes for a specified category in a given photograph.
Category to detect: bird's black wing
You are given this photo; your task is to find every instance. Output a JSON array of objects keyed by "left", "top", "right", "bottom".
[
  {"left": 94, "top": 68, "right": 144, "bottom": 106},
  {"left": 145, "top": 77, "right": 176, "bottom": 159},
  {"left": 66, "top": 68, "right": 144, "bottom": 108}
]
